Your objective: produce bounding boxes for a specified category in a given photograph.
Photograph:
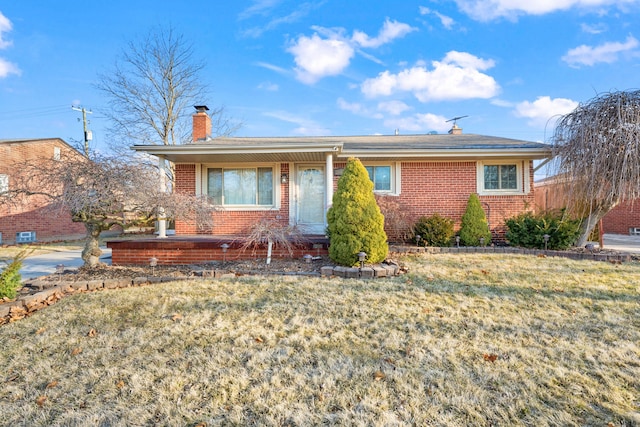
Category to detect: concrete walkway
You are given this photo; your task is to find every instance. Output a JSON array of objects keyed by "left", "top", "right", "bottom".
[{"left": 20, "top": 247, "right": 112, "bottom": 280}]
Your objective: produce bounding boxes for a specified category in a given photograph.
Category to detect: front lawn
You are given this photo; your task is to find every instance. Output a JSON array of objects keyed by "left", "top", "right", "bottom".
[{"left": 1, "top": 254, "right": 638, "bottom": 426}]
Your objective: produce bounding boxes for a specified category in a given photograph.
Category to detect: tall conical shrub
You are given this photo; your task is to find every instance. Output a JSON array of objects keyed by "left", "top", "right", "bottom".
[
  {"left": 327, "top": 158, "right": 388, "bottom": 266},
  {"left": 459, "top": 193, "right": 492, "bottom": 246}
]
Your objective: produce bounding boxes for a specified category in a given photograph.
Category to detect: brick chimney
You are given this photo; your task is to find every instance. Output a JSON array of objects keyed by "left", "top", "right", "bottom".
[
  {"left": 448, "top": 124, "right": 462, "bottom": 135},
  {"left": 192, "top": 105, "right": 211, "bottom": 142}
]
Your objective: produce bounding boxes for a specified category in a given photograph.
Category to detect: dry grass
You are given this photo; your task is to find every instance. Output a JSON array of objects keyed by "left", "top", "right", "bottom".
[{"left": 1, "top": 253, "right": 639, "bottom": 426}]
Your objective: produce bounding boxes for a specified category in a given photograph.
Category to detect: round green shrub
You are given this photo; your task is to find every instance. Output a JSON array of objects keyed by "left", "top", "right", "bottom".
[
  {"left": 413, "top": 213, "right": 455, "bottom": 247},
  {"left": 459, "top": 193, "right": 491, "bottom": 246},
  {"left": 327, "top": 158, "right": 388, "bottom": 266},
  {"left": 505, "top": 210, "right": 580, "bottom": 250}
]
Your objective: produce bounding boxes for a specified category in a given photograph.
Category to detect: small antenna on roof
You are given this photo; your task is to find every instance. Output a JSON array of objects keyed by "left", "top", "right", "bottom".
[{"left": 446, "top": 115, "right": 469, "bottom": 126}]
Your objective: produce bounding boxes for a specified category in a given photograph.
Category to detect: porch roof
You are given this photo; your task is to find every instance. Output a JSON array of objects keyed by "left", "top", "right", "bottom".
[{"left": 131, "top": 133, "right": 552, "bottom": 163}]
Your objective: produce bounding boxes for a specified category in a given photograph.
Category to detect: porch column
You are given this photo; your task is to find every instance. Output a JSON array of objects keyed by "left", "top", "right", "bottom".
[
  {"left": 157, "top": 156, "right": 167, "bottom": 238},
  {"left": 325, "top": 152, "right": 334, "bottom": 211}
]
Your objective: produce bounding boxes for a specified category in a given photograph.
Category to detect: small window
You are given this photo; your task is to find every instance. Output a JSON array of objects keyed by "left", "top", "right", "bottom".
[
  {"left": 53, "top": 147, "right": 61, "bottom": 161},
  {"left": 478, "top": 161, "right": 527, "bottom": 195},
  {"left": 207, "top": 167, "right": 273, "bottom": 206},
  {"left": 484, "top": 164, "right": 517, "bottom": 190},
  {"left": 365, "top": 165, "right": 392, "bottom": 192},
  {"left": 0, "top": 174, "right": 8, "bottom": 193}
]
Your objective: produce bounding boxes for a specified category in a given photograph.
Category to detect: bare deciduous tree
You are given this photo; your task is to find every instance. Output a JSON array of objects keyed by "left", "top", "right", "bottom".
[
  {"left": 0, "top": 153, "right": 216, "bottom": 268},
  {"left": 552, "top": 89, "right": 640, "bottom": 245},
  {"left": 96, "top": 26, "right": 238, "bottom": 152}
]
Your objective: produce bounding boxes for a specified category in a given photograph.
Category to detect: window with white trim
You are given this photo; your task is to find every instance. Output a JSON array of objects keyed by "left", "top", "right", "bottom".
[
  {"left": 206, "top": 166, "right": 274, "bottom": 206},
  {"left": 477, "top": 161, "right": 527, "bottom": 195},
  {"left": 0, "top": 174, "right": 8, "bottom": 193},
  {"left": 365, "top": 165, "right": 392, "bottom": 192}
]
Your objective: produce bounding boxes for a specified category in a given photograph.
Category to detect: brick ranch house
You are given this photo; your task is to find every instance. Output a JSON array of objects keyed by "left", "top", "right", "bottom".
[
  {"left": 0, "top": 138, "right": 86, "bottom": 245},
  {"left": 107, "top": 106, "right": 551, "bottom": 265},
  {"left": 535, "top": 176, "right": 640, "bottom": 236}
]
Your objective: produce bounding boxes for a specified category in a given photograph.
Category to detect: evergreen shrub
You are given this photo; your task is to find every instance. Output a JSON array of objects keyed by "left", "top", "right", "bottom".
[
  {"left": 0, "top": 249, "right": 29, "bottom": 299},
  {"left": 505, "top": 210, "right": 580, "bottom": 250},
  {"left": 459, "top": 193, "right": 492, "bottom": 246},
  {"left": 413, "top": 213, "right": 455, "bottom": 247},
  {"left": 327, "top": 158, "right": 388, "bottom": 266}
]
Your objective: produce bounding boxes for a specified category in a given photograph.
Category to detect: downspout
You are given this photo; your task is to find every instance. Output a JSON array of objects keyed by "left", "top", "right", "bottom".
[{"left": 157, "top": 156, "right": 167, "bottom": 239}]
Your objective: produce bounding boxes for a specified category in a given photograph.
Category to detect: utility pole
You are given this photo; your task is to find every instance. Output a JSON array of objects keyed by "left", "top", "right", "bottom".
[{"left": 71, "top": 106, "right": 93, "bottom": 157}]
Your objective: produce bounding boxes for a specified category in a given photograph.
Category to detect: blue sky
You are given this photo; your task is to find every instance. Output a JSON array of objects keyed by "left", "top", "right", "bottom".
[{"left": 0, "top": 1, "right": 639, "bottom": 152}]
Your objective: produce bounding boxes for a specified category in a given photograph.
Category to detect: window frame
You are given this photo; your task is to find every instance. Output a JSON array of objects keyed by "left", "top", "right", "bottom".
[
  {"left": 362, "top": 162, "right": 400, "bottom": 195},
  {"left": 476, "top": 160, "right": 528, "bottom": 195},
  {"left": 199, "top": 163, "right": 281, "bottom": 210}
]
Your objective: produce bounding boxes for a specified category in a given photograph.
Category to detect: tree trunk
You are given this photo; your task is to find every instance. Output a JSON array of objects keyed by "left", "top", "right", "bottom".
[
  {"left": 82, "top": 223, "right": 103, "bottom": 268},
  {"left": 575, "top": 205, "right": 610, "bottom": 247}
]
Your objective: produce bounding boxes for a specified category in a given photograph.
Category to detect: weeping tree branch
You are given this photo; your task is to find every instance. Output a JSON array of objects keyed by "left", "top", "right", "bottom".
[
  {"left": 0, "top": 153, "right": 218, "bottom": 268},
  {"left": 552, "top": 89, "right": 640, "bottom": 245}
]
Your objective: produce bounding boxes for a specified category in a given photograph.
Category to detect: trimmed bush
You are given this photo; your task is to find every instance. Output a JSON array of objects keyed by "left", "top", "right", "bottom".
[
  {"left": 327, "top": 158, "right": 388, "bottom": 266},
  {"left": 505, "top": 210, "right": 580, "bottom": 250},
  {"left": 413, "top": 213, "right": 455, "bottom": 247},
  {"left": 459, "top": 193, "right": 492, "bottom": 246},
  {"left": 0, "top": 249, "right": 29, "bottom": 299}
]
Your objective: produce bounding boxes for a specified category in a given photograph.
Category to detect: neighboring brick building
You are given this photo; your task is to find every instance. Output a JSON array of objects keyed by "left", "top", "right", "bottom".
[
  {"left": 0, "top": 138, "right": 86, "bottom": 245},
  {"left": 535, "top": 177, "right": 640, "bottom": 235},
  {"left": 131, "top": 106, "right": 551, "bottom": 242}
]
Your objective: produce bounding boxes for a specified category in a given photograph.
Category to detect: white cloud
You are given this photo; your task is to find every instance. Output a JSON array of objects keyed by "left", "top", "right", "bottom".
[
  {"left": 384, "top": 113, "right": 450, "bottom": 133},
  {"left": 337, "top": 97, "right": 366, "bottom": 115},
  {"left": 0, "top": 57, "right": 19, "bottom": 78},
  {"left": 287, "top": 18, "right": 416, "bottom": 84},
  {"left": 419, "top": 6, "right": 455, "bottom": 29},
  {"left": 514, "top": 96, "right": 579, "bottom": 127},
  {"left": 453, "top": 0, "right": 640, "bottom": 21},
  {"left": 351, "top": 18, "right": 417, "bottom": 48},
  {"left": 562, "top": 35, "right": 639, "bottom": 67},
  {"left": 0, "top": 12, "right": 18, "bottom": 78},
  {"left": 580, "top": 22, "right": 607, "bottom": 34},
  {"left": 377, "top": 100, "right": 411, "bottom": 115},
  {"left": 361, "top": 51, "right": 499, "bottom": 102},
  {"left": 257, "top": 81, "right": 279, "bottom": 91},
  {"left": 255, "top": 61, "right": 289, "bottom": 74},
  {"left": 263, "top": 110, "right": 330, "bottom": 135},
  {"left": 0, "top": 11, "right": 12, "bottom": 49},
  {"left": 287, "top": 34, "right": 354, "bottom": 84}
]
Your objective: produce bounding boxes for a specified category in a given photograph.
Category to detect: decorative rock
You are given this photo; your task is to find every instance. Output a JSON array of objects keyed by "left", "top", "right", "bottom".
[
  {"left": 320, "top": 266, "right": 334, "bottom": 277},
  {"left": 86, "top": 280, "right": 103, "bottom": 291},
  {"left": 372, "top": 266, "right": 387, "bottom": 277},
  {"left": 345, "top": 268, "right": 360, "bottom": 278},
  {"left": 360, "top": 267, "right": 374, "bottom": 279}
]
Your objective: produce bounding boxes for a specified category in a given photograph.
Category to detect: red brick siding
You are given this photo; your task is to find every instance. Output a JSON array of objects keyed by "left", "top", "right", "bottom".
[
  {"left": 602, "top": 201, "right": 640, "bottom": 234},
  {"left": 396, "top": 161, "right": 535, "bottom": 239},
  {"left": 172, "top": 160, "right": 534, "bottom": 241},
  {"left": 0, "top": 139, "right": 86, "bottom": 244},
  {"left": 175, "top": 163, "right": 291, "bottom": 235}
]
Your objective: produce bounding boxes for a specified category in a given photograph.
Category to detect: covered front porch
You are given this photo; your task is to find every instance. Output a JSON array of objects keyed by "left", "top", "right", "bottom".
[{"left": 106, "top": 235, "right": 329, "bottom": 266}]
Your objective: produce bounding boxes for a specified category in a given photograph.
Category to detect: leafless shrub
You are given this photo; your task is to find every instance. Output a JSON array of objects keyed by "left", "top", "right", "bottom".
[
  {"left": 375, "top": 194, "right": 413, "bottom": 243},
  {"left": 239, "top": 217, "right": 308, "bottom": 263}
]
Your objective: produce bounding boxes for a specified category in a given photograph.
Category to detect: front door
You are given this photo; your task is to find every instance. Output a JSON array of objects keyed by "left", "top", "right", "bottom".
[{"left": 296, "top": 165, "right": 325, "bottom": 234}]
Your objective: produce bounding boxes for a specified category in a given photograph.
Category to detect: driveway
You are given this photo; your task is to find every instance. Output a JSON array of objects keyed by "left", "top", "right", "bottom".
[
  {"left": 600, "top": 233, "right": 640, "bottom": 254},
  {"left": 20, "top": 247, "right": 112, "bottom": 280}
]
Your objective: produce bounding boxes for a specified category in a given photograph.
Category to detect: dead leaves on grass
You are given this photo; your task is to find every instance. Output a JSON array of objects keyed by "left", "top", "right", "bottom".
[
  {"left": 35, "top": 395, "right": 47, "bottom": 407},
  {"left": 483, "top": 353, "right": 499, "bottom": 363}
]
